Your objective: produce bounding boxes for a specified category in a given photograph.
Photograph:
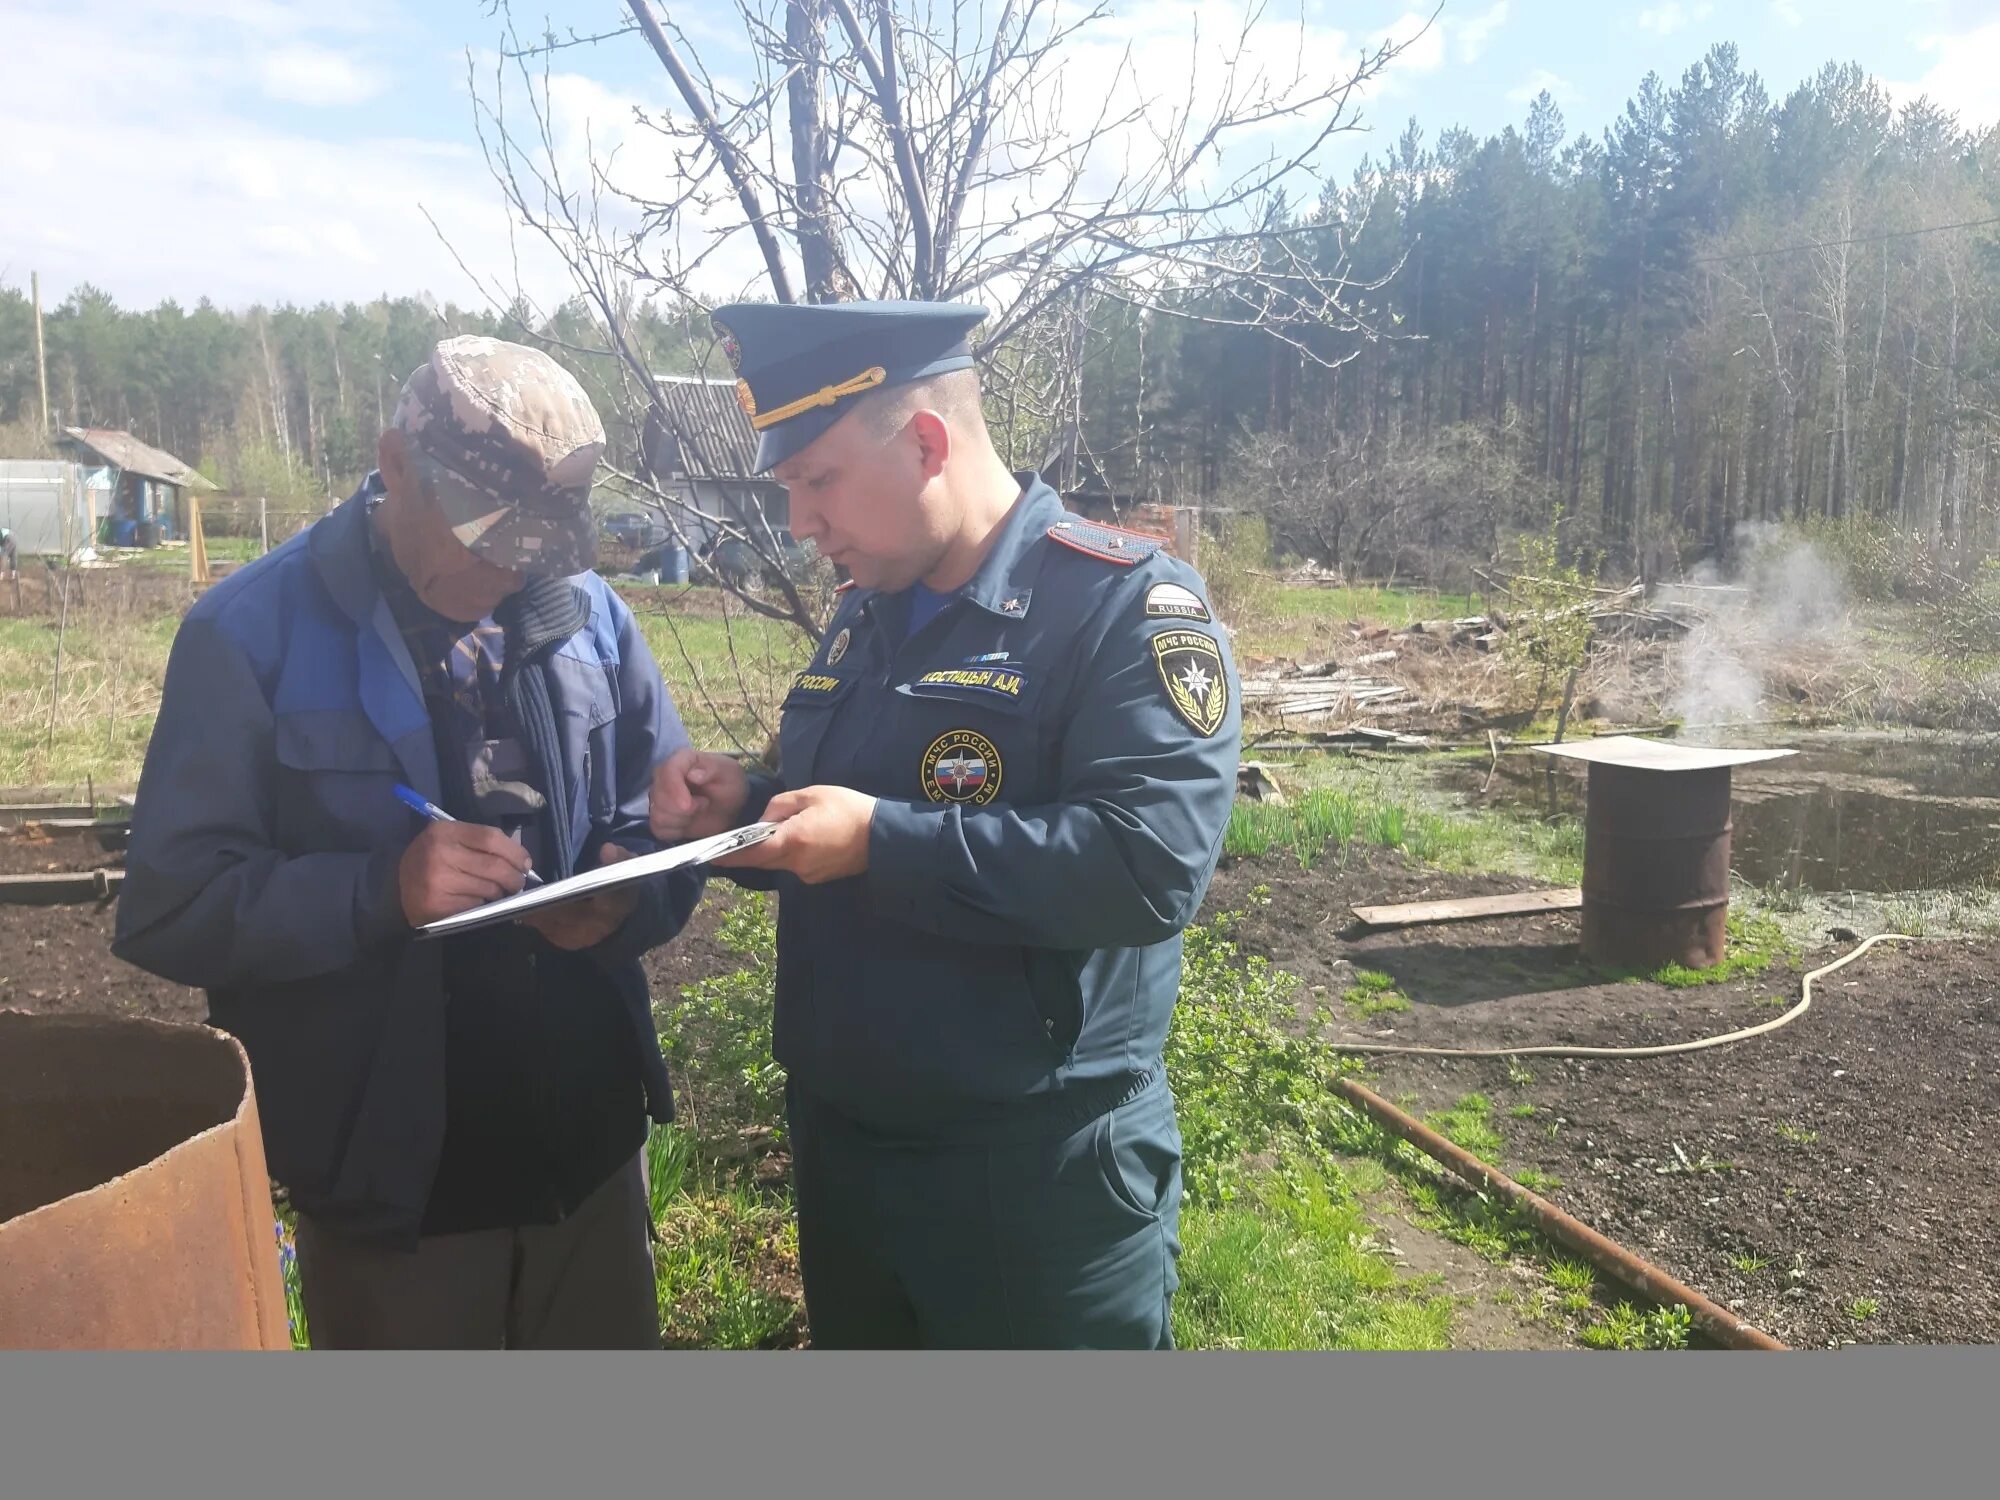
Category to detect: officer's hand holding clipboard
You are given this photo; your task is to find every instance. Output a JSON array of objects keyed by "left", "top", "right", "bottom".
[{"left": 707, "top": 785, "right": 878, "bottom": 884}]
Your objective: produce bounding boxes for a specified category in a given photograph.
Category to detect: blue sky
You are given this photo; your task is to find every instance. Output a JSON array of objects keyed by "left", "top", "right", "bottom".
[{"left": 2, "top": 0, "right": 1995, "bottom": 311}]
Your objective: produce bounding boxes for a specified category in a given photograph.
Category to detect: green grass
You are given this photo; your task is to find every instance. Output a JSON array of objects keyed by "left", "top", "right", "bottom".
[
  {"left": 1776, "top": 1120, "right": 1818, "bottom": 1145},
  {"left": 1601, "top": 912, "right": 1798, "bottom": 989},
  {"left": 642, "top": 894, "right": 807, "bottom": 1349},
  {"left": 111, "top": 536, "right": 264, "bottom": 568},
  {"left": 0, "top": 576, "right": 818, "bottom": 787},
  {"left": 1849, "top": 1297, "right": 1879, "bottom": 1322},
  {"left": 1263, "top": 583, "right": 1479, "bottom": 631},
  {"left": 1173, "top": 1157, "right": 1453, "bottom": 1350},
  {"left": 1732, "top": 1254, "right": 1770, "bottom": 1275},
  {"left": 1223, "top": 776, "right": 1583, "bottom": 885},
  {"left": 1223, "top": 583, "right": 1478, "bottom": 661},
  {"left": 1342, "top": 969, "right": 1412, "bottom": 1018},
  {"left": 1580, "top": 1302, "right": 1693, "bottom": 1351},
  {"left": 628, "top": 604, "right": 815, "bottom": 753},
  {"left": 1424, "top": 1094, "right": 1505, "bottom": 1162},
  {"left": 1369, "top": 1094, "right": 1547, "bottom": 1264},
  {"left": 1508, "top": 1102, "right": 1538, "bottom": 1119},
  {"left": 275, "top": 1211, "right": 309, "bottom": 1350},
  {"left": 654, "top": 1176, "right": 801, "bottom": 1349},
  {"left": 1546, "top": 1258, "right": 1596, "bottom": 1295},
  {"left": 0, "top": 611, "right": 183, "bottom": 786}
]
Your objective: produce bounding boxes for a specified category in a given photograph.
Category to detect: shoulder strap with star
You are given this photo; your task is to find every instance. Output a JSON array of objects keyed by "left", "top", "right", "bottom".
[{"left": 1045, "top": 515, "right": 1168, "bottom": 566}]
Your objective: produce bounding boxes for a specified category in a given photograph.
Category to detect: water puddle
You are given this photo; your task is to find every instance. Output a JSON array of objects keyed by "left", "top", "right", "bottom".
[{"left": 1441, "top": 729, "right": 2000, "bottom": 892}]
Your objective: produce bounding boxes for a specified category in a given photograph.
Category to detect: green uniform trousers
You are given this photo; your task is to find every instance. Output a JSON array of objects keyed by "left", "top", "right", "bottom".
[{"left": 787, "top": 1073, "right": 1183, "bottom": 1349}]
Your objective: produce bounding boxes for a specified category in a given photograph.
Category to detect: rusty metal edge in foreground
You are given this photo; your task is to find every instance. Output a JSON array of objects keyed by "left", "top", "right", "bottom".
[{"left": 0, "top": 1013, "right": 291, "bottom": 1350}]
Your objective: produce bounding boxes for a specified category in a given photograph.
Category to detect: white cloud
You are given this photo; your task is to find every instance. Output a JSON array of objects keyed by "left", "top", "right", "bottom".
[
  {"left": 1023, "top": 2, "right": 1362, "bottom": 193},
  {"left": 1886, "top": 21, "right": 2000, "bottom": 128},
  {"left": 1509, "top": 69, "right": 1580, "bottom": 107},
  {"left": 0, "top": 0, "right": 1482, "bottom": 314},
  {"left": 1771, "top": 0, "right": 1804, "bottom": 26},
  {"left": 1457, "top": 2, "right": 1510, "bottom": 64},
  {"left": 1379, "top": 10, "right": 1447, "bottom": 74},
  {"left": 1638, "top": 3, "right": 1716, "bottom": 37},
  {"left": 258, "top": 44, "right": 383, "bottom": 107},
  {"left": 0, "top": 1, "right": 560, "bottom": 310}
]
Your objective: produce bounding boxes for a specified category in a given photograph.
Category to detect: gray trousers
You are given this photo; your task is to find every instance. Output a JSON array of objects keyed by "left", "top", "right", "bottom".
[{"left": 294, "top": 1151, "right": 658, "bottom": 1349}]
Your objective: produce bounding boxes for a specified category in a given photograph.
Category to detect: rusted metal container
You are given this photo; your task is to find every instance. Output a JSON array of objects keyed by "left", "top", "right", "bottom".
[
  {"left": 0, "top": 1012, "right": 291, "bottom": 1349},
  {"left": 1536, "top": 737, "right": 1795, "bottom": 972}
]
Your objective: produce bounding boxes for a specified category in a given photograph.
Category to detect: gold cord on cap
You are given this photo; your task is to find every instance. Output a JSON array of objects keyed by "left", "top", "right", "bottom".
[{"left": 748, "top": 366, "right": 888, "bottom": 430}]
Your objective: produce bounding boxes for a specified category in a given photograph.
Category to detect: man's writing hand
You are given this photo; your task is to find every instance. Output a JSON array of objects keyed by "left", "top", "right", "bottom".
[{"left": 397, "top": 821, "right": 531, "bottom": 928}]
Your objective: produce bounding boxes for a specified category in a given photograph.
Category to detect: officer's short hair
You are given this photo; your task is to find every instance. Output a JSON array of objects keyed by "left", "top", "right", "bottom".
[{"left": 856, "top": 367, "right": 987, "bottom": 441}]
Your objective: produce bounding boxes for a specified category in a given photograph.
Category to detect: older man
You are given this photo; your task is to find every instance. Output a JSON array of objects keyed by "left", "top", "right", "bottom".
[
  {"left": 116, "top": 337, "right": 700, "bottom": 1349},
  {"left": 650, "top": 301, "right": 1241, "bottom": 1348}
]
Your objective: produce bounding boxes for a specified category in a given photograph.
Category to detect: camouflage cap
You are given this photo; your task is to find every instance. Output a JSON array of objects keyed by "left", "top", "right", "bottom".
[{"left": 392, "top": 335, "right": 604, "bottom": 576}]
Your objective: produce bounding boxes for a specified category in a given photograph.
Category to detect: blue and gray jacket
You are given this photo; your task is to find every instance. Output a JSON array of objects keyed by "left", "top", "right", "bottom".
[{"left": 113, "top": 489, "right": 700, "bottom": 1244}]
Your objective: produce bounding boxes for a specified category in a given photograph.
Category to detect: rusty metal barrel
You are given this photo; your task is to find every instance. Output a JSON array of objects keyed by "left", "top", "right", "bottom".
[
  {"left": 1580, "top": 761, "right": 1734, "bottom": 970},
  {"left": 1537, "top": 737, "right": 1796, "bottom": 974},
  {"left": 0, "top": 1012, "right": 290, "bottom": 1349}
]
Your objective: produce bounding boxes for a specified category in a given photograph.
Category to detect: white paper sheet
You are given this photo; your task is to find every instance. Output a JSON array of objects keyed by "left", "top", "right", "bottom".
[{"left": 415, "top": 822, "right": 780, "bottom": 939}]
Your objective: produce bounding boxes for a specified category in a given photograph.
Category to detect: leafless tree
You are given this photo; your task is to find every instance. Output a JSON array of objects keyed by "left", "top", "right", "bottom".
[{"left": 450, "top": 0, "right": 1421, "bottom": 644}]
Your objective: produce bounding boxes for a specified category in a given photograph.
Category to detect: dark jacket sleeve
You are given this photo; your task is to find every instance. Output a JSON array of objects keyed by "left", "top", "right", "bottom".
[
  {"left": 112, "top": 616, "right": 410, "bottom": 989},
  {"left": 863, "top": 561, "right": 1240, "bottom": 949},
  {"left": 583, "top": 591, "right": 705, "bottom": 965}
]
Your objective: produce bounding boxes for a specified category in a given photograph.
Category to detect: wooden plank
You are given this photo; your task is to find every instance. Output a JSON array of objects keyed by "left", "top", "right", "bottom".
[
  {"left": 1350, "top": 888, "right": 1582, "bottom": 930},
  {"left": 0, "top": 868, "right": 124, "bottom": 905},
  {"left": 0, "top": 803, "right": 98, "bottom": 822}
]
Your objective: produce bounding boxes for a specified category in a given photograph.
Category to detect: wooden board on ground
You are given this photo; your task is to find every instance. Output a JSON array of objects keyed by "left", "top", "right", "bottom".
[
  {"left": 1349, "top": 888, "right": 1583, "bottom": 930},
  {"left": 0, "top": 869, "right": 124, "bottom": 905}
]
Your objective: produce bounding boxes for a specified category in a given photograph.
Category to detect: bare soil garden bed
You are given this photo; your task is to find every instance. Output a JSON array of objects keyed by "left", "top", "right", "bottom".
[{"left": 1207, "top": 848, "right": 2000, "bottom": 1348}]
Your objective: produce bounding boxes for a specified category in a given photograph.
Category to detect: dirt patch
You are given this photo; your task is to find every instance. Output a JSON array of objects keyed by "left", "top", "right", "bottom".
[
  {"left": 1208, "top": 847, "right": 2000, "bottom": 1348},
  {"left": 0, "top": 900, "right": 205, "bottom": 1025},
  {"left": 0, "top": 825, "right": 126, "bottom": 877},
  {"left": 638, "top": 887, "right": 735, "bottom": 1005},
  {"left": 3, "top": 864, "right": 735, "bottom": 1041}
]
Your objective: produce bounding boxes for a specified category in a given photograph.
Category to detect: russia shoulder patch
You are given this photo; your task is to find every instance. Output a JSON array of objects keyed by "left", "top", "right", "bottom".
[
  {"left": 1047, "top": 518, "right": 1166, "bottom": 566},
  {"left": 1144, "top": 580, "right": 1210, "bottom": 622}
]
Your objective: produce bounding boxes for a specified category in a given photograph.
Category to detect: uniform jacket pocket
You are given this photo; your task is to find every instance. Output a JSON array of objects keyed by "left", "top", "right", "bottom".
[{"left": 780, "top": 671, "right": 859, "bottom": 785}]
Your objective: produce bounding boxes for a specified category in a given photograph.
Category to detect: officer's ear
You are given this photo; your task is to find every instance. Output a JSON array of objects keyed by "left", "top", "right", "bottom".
[{"left": 910, "top": 408, "right": 951, "bottom": 482}]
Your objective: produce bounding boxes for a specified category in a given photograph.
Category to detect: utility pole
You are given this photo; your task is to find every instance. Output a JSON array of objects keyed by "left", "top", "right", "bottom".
[{"left": 32, "top": 271, "right": 50, "bottom": 434}]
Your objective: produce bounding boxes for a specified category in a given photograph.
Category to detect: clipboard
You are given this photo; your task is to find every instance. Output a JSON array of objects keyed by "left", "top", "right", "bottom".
[{"left": 415, "top": 822, "right": 780, "bottom": 939}]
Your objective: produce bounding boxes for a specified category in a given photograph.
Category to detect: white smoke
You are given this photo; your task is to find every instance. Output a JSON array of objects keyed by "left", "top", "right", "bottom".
[{"left": 1666, "top": 524, "right": 1849, "bottom": 726}]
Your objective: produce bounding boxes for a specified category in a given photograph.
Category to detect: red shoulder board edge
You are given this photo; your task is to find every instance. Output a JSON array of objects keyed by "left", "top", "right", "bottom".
[{"left": 1046, "top": 518, "right": 1167, "bottom": 566}]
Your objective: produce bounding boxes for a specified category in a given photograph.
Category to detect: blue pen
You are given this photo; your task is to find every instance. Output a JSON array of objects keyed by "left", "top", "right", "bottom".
[{"left": 393, "top": 782, "right": 543, "bottom": 887}]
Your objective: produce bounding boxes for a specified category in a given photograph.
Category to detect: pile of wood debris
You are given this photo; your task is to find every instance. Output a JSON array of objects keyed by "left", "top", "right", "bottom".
[{"left": 1238, "top": 582, "right": 1702, "bottom": 732}]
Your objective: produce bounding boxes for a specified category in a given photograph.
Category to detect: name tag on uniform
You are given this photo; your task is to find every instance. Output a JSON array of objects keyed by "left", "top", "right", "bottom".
[{"left": 910, "top": 666, "right": 1028, "bottom": 699}]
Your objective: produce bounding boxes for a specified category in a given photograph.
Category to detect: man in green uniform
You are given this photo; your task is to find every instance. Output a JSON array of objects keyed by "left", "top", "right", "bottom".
[{"left": 650, "top": 300, "right": 1240, "bottom": 1347}]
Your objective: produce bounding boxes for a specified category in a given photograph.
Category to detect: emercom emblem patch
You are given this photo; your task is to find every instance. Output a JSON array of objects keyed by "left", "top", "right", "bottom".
[
  {"left": 1149, "top": 629, "right": 1229, "bottom": 736},
  {"left": 922, "top": 729, "right": 1002, "bottom": 805}
]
